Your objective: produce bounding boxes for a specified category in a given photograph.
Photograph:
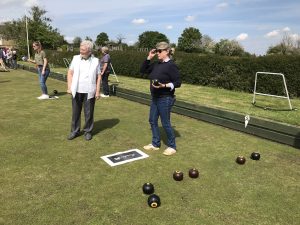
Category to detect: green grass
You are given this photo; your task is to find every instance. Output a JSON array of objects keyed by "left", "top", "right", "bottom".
[
  {"left": 1, "top": 69, "right": 299, "bottom": 225},
  {"left": 18, "top": 61, "right": 300, "bottom": 126}
]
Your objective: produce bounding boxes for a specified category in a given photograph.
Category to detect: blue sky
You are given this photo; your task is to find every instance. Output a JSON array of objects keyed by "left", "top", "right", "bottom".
[{"left": 0, "top": 0, "right": 299, "bottom": 55}]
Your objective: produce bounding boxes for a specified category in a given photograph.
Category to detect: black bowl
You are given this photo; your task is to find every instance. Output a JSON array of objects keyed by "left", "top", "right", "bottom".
[
  {"left": 148, "top": 194, "right": 161, "bottom": 208},
  {"left": 250, "top": 152, "right": 260, "bottom": 160},
  {"left": 142, "top": 183, "right": 154, "bottom": 195},
  {"left": 152, "top": 79, "right": 159, "bottom": 86}
]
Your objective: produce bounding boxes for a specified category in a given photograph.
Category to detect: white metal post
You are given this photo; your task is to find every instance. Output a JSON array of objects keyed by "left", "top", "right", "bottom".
[
  {"left": 110, "top": 63, "right": 119, "bottom": 82},
  {"left": 25, "top": 15, "right": 30, "bottom": 59}
]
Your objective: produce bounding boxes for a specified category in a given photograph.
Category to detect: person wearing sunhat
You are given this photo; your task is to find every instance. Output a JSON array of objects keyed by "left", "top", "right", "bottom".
[{"left": 140, "top": 41, "right": 181, "bottom": 156}]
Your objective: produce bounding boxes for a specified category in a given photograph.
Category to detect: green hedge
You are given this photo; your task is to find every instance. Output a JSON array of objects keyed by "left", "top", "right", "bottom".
[
  {"left": 46, "top": 50, "right": 300, "bottom": 97},
  {"left": 46, "top": 50, "right": 75, "bottom": 67}
]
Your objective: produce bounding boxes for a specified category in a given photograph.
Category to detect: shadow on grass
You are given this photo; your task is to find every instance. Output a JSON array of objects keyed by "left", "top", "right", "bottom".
[
  {"left": 93, "top": 118, "right": 120, "bottom": 135},
  {"left": 0, "top": 80, "right": 11, "bottom": 83},
  {"left": 160, "top": 126, "right": 181, "bottom": 146},
  {"left": 252, "top": 102, "right": 297, "bottom": 111},
  {"left": 50, "top": 91, "right": 68, "bottom": 97}
]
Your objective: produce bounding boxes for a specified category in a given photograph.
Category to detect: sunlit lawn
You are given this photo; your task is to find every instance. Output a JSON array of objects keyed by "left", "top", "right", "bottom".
[{"left": 0, "top": 70, "right": 299, "bottom": 225}]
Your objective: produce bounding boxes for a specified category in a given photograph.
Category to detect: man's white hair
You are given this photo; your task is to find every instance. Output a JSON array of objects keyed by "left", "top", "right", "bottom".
[{"left": 80, "top": 40, "right": 94, "bottom": 52}]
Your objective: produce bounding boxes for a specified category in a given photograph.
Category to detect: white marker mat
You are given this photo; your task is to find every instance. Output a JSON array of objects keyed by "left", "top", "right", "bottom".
[{"left": 101, "top": 149, "right": 149, "bottom": 167}]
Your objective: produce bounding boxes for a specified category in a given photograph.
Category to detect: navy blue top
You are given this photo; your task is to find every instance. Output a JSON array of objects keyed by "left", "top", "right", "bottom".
[{"left": 140, "top": 59, "right": 181, "bottom": 98}]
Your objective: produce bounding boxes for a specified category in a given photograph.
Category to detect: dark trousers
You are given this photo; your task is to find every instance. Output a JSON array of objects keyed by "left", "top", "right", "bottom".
[
  {"left": 102, "top": 72, "right": 110, "bottom": 95},
  {"left": 71, "top": 93, "right": 95, "bottom": 134}
]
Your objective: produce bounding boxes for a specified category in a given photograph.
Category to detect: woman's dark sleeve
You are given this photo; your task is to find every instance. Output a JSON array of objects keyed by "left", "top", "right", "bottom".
[
  {"left": 170, "top": 63, "right": 181, "bottom": 88},
  {"left": 140, "top": 59, "right": 154, "bottom": 74}
]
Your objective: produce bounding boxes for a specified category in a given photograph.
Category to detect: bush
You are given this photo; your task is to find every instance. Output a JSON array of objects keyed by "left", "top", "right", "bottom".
[{"left": 45, "top": 50, "right": 300, "bottom": 97}]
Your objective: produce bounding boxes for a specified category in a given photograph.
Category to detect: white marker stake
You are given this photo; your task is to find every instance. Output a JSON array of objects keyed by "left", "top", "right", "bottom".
[{"left": 245, "top": 115, "right": 250, "bottom": 128}]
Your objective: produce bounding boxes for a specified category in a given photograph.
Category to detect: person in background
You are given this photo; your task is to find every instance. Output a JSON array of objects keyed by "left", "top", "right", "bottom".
[
  {"left": 6, "top": 48, "right": 12, "bottom": 68},
  {"left": 28, "top": 41, "right": 50, "bottom": 100},
  {"left": 99, "top": 46, "right": 111, "bottom": 97},
  {"left": 0, "top": 48, "right": 9, "bottom": 72},
  {"left": 67, "top": 40, "right": 102, "bottom": 141},
  {"left": 11, "top": 49, "right": 17, "bottom": 69},
  {"left": 140, "top": 42, "right": 181, "bottom": 156},
  {"left": 2, "top": 48, "right": 8, "bottom": 67}
]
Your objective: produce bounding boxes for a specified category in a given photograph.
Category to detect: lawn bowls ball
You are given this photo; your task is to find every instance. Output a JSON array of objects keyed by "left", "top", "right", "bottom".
[
  {"left": 188, "top": 168, "right": 199, "bottom": 178},
  {"left": 236, "top": 156, "right": 246, "bottom": 165},
  {"left": 173, "top": 171, "right": 184, "bottom": 181},
  {"left": 142, "top": 183, "right": 154, "bottom": 195},
  {"left": 53, "top": 90, "right": 58, "bottom": 95},
  {"left": 250, "top": 152, "right": 261, "bottom": 160},
  {"left": 152, "top": 79, "right": 159, "bottom": 86},
  {"left": 148, "top": 194, "right": 161, "bottom": 208}
]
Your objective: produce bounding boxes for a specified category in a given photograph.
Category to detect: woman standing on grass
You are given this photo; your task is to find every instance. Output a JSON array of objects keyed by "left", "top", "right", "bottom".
[
  {"left": 140, "top": 42, "right": 181, "bottom": 156},
  {"left": 28, "top": 41, "right": 50, "bottom": 100}
]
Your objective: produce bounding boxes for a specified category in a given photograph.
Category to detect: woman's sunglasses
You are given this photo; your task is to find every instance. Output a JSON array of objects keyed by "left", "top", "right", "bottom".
[{"left": 155, "top": 49, "right": 166, "bottom": 53}]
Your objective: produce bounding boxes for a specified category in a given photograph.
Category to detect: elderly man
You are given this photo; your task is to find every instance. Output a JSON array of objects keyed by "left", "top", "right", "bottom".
[{"left": 67, "top": 40, "right": 102, "bottom": 141}]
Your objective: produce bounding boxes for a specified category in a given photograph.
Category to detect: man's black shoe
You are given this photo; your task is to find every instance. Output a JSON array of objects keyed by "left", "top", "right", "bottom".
[
  {"left": 84, "top": 132, "right": 92, "bottom": 141},
  {"left": 67, "top": 133, "right": 79, "bottom": 140}
]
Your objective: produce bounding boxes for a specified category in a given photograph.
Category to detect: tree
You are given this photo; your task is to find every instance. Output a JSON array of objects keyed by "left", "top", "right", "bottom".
[
  {"left": 267, "top": 32, "right": 300, "bottom": 55},
  {"left": 95, "top": 32, "right": 109, "bottom": 46},
  {"left": 73, "top": 37, "right": 82, "bottom": 48},
  {"left": 177, "top": 27, "right": 202, "bottom": 52},
  {"left": 214, "top": 39, "right": 245, "bottom": 56},
  {"left": 85, "top": 36, "right": 93, "bottom": 42},
  {"left": 267, "top": 45, "right": 284, "bottom": 55},
  {"left": 200, "top": 35, "right": 215, "bottom": 54},
  {"left": 116, "top": 34, "right": 125, "bottom": 45},
  {"left": 26, "top": 6, "right": 65, "bottom": 49},
  {"left": 138, "top": 31, "right": 169, "bottom": 49},
  {"left": 0, "top": 5, "right": 65, "bottom": 52},
  {"left": 0, "top": 20, "right": 26, "bottom": 51}
]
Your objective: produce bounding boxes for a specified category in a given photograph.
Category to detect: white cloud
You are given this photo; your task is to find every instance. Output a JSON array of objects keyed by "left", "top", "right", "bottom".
[
  {"left": 166, "top": 25, "right": 173, "bottom": 30},
  {"left": 282, "top": 27, "right": 290, "bottom": 32},
  {"left": 0, "top": 0, "right": 40, "bottom": 21},
  {"left": 216, "top": 2, "right": 229, "bottom": 9},
  {"left": 236, "top": 33, "right": 248, "bottom": 41},
  {"left": 265, "top": 30, "right": 280, "bottom": 38},
  {"left": 24, "top": 0, "right": 39, "bottom": 7},
  {"left": 64, "top": 36, "right": 74, "bottom": 43},
  {"left": 185, "top": 15, "right": 195, "bottom": 22},
  {"left": 0, "top": 0, "right": 39, "bottom": 7},
  {"left": 0, "top": 17, "right": 11, "bottom": 23},
  {"left": 290, "top": 33, "right": 299, "bottom": 41},
  {"left": 131, "top": 18, "right": 146, "bottom": 25}
]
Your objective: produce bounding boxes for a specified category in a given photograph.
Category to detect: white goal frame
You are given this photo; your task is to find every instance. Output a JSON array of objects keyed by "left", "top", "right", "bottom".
[{"left": 252, "top": 72, "right": 292, "bottom": 110}]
